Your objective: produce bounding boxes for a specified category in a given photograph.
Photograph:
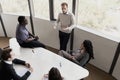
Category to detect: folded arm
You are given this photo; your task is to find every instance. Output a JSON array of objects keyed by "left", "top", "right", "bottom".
[{"left": 9, "top": 66, "right": 31, "bottom": 80}]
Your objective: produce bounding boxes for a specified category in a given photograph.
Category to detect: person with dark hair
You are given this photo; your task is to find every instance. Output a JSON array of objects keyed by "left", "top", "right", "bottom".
[
  {"left": 54, "top": 2, "right": 75, "bottom": 51},
  {"left": 0, "top": 48, "right": 33, "bottom": 80},
  {"left": 42, "top": 67, "right": 63, "bottom": 80},
  {"left": 16, "top": 16, "right": 46, "bottom": 48},
  {"left": 58, "top": 40, "right": 94, "bottom": 66}
]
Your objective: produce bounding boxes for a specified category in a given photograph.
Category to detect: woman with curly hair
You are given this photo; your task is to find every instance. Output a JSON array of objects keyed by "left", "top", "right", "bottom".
[{"left": 58, "top": 40, "right": 94, "bottom": 66}]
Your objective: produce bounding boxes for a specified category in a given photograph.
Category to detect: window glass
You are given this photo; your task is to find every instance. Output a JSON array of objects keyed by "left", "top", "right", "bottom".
[
  {"left": 33, "top": 0, "right": 49, "bottom": 20},
  {"left": 54, "top": 0, "right": 72, "bottom": 19},
  {"left": 78, "top": 0, "right": 120, "bottom": 37},
  {"left": 0, "top": 0, "right": 29, "bottom": 15}
]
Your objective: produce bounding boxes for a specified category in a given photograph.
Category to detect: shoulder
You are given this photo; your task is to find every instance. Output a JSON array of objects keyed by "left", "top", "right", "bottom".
[
  {"left": 68, "top": 12, "right": 74, "bottom": 16},
  {"left": 17, "top": 25, "right": 22, "bottom": 30},
  {"left": 0, "top": 61, "right": 13, "bottom": 71},
  {"left": 58, "top": 13, "right": 63, "bottom": 16}
]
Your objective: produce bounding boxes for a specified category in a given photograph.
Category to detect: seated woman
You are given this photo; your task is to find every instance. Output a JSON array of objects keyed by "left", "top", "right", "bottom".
[
  {"left": 0, "top": 48, "right": 33, "bottom": 80},
  {"left": 42, "top": 67, "right": 63, "bottom": 80},
  {"left": 58, "top": 40, "right": 94, "bottom": 66}
]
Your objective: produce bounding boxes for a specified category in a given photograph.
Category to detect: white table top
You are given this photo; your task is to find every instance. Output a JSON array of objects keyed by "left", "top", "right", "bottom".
[{"left": 10, "top": 38, "right": 89, "bottom": 80}]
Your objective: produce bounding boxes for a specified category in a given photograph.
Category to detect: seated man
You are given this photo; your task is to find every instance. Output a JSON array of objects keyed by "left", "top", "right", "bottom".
[
  {"left": 0, "top": 48, "right": 33, "bottom": 80},
  {"left": 58, "top": 40, "right": 94, "bottom": 66},
  {"left": 16, "top": 16, "right": 46, "bottom": 48}
]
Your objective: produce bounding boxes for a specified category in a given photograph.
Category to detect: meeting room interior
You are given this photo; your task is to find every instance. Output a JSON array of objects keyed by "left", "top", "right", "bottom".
[{"left": 0, "top": 0, "right": 120, "bottom": 80}]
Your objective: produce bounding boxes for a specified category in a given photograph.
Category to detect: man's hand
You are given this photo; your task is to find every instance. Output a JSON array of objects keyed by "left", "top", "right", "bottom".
[
  {"left": 25, "top": 63, "right": 33, "bottom": 73},
  {"left": 29, "top": 67, "right": 33, "bottom": 73},
  {"left": 53, "top": 26, "right": 57, "bottom": 29},
  {"left": 63, "top": 27, "right": 69, "bottom": 30},
  {"left": 34, "top": 36, "right": 39, "bottom": 40},
  {"left": 25, "top": 63, "right": 31, "bottom": 68}
]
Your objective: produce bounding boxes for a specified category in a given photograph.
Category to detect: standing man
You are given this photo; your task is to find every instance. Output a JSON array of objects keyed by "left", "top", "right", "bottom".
[
  {"left": 54, "top": 2, "right": 75, "bottom": 51},
  {"left": 16, "top": 16, "right": 46, "bottom": 48}
]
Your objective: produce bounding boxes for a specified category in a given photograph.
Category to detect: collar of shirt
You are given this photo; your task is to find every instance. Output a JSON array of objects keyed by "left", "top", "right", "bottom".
[
  {"left": 4, "top": 60, "right": 12, "bottom": 64},
  {"left": 63, "top": 11, "right": 69, "bottom": 14}
]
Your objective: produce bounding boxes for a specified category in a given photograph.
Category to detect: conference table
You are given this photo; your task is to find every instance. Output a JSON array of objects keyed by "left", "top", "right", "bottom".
[{"left": 9, "top": 38, "right": 89, "bottom": 80}]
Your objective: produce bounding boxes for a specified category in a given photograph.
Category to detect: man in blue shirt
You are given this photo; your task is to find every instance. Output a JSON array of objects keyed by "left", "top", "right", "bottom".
[{"left": 16, "top": 16, "right": 46, "bottom": 48}]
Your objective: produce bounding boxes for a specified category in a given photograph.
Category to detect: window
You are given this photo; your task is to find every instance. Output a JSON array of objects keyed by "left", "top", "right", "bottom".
[
  {"left": 0, "top": 0, "right": 29, "bottom": 15},
  {"left": 0, "top": 3, "right": 2, "bottom": 13},
  {"left": 54, "top": 0, "right": 72, "bottom": 19},
  {"left": 33, "top": 0, "right": 49, "bottom": 20},
  {"left": 77, "top": 0, "right": 120, "bottom": 38}
]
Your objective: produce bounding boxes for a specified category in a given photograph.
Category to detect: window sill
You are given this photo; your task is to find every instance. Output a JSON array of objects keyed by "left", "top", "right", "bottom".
[{"left": 76, "top": 25, "right": 120, "bottom": 43}]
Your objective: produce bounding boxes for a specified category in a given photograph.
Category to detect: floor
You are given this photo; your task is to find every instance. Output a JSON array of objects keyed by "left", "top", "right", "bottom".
[{"left": 0, "top": 37, "right": 117, "bottom": 80}]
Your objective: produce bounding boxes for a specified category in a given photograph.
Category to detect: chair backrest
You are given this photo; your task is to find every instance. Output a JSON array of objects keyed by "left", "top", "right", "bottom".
[
  {"left": 0, "top": 48, "right": 2, "bottom": 60},
  {"left": 79, "top": 53, "right": 90, "bottom": 67}
]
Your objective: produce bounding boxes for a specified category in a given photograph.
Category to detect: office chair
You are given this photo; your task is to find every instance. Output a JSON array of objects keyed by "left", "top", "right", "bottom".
[
  {"left": 0, "top": 48, "right": 2, "bottom": 60},
  {"left": 79, "top": 53, "right": 90, "bottom": 67}
]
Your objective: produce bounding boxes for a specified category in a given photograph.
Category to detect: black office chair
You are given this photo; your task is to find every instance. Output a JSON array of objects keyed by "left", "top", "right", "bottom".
[
  {"left": 80, "top": 53, "right": 92, "bottom": 80},
  {"left": 0, "top": 48, "right": 2, "bottom": 72},
  {"left": 79, "top": 53, "right": 90, "bottom": 67},
  {"left": 0, "top": 48, "right": 2, "bottom": 60}
]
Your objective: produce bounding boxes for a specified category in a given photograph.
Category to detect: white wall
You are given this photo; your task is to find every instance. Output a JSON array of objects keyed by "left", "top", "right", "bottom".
[
  {"left": 74, "top": 27, "right": 118, "bottom": 73},
  {"left": 113, "top": 55, "right": 120, "bottom": 80},
  {"left": 0, "top": 22, "right": 4, "bottom": 36},
  {"left": 33, "top": 18, "right": 59, "bottom": 49},
  {"left": 1, "top": 14, "right": 32, "bottom": 37}
]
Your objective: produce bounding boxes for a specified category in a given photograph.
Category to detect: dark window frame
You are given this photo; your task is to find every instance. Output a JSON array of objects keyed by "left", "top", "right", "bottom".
[{"left": 49, "top": 0, "right": 76, "bottom": 21}]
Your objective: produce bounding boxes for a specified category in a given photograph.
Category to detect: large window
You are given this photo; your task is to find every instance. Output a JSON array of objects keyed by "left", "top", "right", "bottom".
[
  {"left": 78, "top": 0, "right": 120, "bottom": 37},
  {"left": 33, "top": 0, "right": 49, "bottom": 20},
  {"left": 0, "top": 0, "right": 29, "bottom": 15},
  {"left": 54, "top": 0, "right": 72, "bottom": 19}
]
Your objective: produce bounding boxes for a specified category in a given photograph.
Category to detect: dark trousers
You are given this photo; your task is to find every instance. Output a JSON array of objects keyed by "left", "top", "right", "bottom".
[
  {"left": 20, "top": 40, "right": 46, "bottom": 48},
  {"left": 59, "top": 31, "right": 70, "bottom": 51}
]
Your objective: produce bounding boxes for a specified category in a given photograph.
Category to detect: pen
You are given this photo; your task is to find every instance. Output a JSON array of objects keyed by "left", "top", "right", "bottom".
[
  {"left": 32, "top": 50, "right": 34, "bottom": 53},
  {"left": 60, "top": 62, "right": 62, "bottom": 67}
]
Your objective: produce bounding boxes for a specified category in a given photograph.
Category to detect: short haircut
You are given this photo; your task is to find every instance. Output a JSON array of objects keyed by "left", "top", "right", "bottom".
[
  {"left": 61, "top": 2, "right": 68, "bottom": 7},
  {"left": 18, "top": 16, "right": 25, "bottom": 24},
  {"left": 1, "top": 48, "right": 12, "bottom": 60}
]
